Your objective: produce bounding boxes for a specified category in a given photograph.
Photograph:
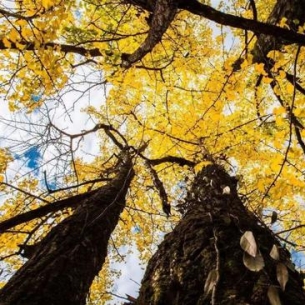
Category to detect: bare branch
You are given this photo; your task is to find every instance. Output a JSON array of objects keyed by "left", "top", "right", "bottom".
[
  {"left": 122, "top": 0, "right": 178, "bottom": 67},
  {"left": 1, "top": 182, "right": 50, "bottom": 204},
  {"left": 128, "top": 0, "right": 305, "bottom": 46},
  {"left": 145, "top": 161, "right": 170, "bottom": 216},
  {"left": 0, "top": 189, "right": 99, "bottom": 233},
  {"left": 148, "top": 156, "right": 195, "bottom": 167},
  {"left": 0, "top": 39, "right": 103, "bottom": 57},
  {"left": 248, "top": 0, "right": 258, "bottom": 21},
  {"left": 0, "top": 8, "right": 35, "bottom": 20},
  {"left": 276, "top": 224, "right": 305, "bottom": 235}
]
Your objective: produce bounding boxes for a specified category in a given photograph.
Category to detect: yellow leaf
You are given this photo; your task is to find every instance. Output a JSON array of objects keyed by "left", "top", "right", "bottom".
[
  {"left": 9, "top": 29, "right": 19, "bottom": 43},
  {"left": 16, "top": 20, "right": 28, "bottom": 27},
  {"left": 267, "top": 50, "right": 283, "bottom": 61},
  {"left": 262, "top": 77, "right": 273, "bottom": 84},
  {"left": 294, "top": 108, "right": 301, "bottom": 116},
  {"left": 194, "top": 161, "right": 212, "bottom": 174},
  {"left": 255, "top": 63, "right": 267, "bottom": 75},
  {"left": 270, "top": 156, "right": 282, "bottom": 172},
  {"left": 273, "top": 107, "right": 286, "bottom": 115},
  {"left": 8, "top": 101, "right": 19, "bottom": 112},
  {"left": 21, "top": 27, "right": 32, "bottom": 39},
  {"left": 23, "top": 52, "right": 33, "bottom": 63},
  {"left": 2, "top": 37, "right": 11, "bottom": 48},
  {"left": 286, "top": 83, "right": 295, "bottom": 94},
  {"left": 257, "top": 180, "right": 265, "bottom": 192},
  {"left": 42, "top": 0, "right": 53, "bottom": 9},
  {"left": 16, "top": 42, "right": 26, "bottom": 50},
  {"left": 275, "top": 116, "right": 285, "bottom": 127},
  {"left": 279, "top": 17, "right": 289, "bottom": 29},
  {"left": 278, "top": 70, "right": 286, "bottom": 79},
  {"left": 238, "top": 59, "right": 248, "bottom": 70},
  {"left": 273, "top": 84, "right": 281, "bottom": 96}
]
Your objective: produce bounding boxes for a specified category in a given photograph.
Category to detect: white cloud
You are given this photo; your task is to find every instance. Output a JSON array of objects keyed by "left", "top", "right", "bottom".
[
  {"left": 108, "top": 247, "right": 145, "bottom": 304},
  {"left": 0, "top": 66, "right": 108, "bottom": 186}
]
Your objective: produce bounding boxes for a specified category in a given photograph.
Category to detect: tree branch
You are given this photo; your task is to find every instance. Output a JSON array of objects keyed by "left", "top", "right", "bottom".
[
  {"left": 0, "top": 39, "right": 103, "bottom": 57},
  {"left": 122, "top": 0, "right": 178, "bottom": 67},
  {"left": 0, "top": 8, "right": 35, "bottom": 20},
  {"left": 251, "top": 0, "right": 305, "bottom": 64},
  {"left": 148, "top": 156, "right": 195, "bottom": 167},
  {"left": 276, "top": 224, "right": 305, "bottom": 235},
  {"left": 0, "top": 189, "right": 99, "bottom": 233},
  {"left": 180, "top": 1, "right": 305, "bottom": 45},
  {"left": 145, "top": 161, "right": 170, "bottom": 216},
  {"left": 126, "top": 0, "right": 305, "bottom": 62}
]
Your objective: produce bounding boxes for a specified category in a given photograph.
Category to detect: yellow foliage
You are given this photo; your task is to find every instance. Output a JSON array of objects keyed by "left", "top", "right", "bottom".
[
  {"left": 0, "top": 148, "right": 12, "bottom": 174},
  {"left": 194, "top": 161, "right": 213, "bottom": 174},
  {"left": 2, "top": 37, "right": 11, "bottom": 48},
  {"left": 1, "top": 0, "right": 305, "bottom": 302},
  {"left": 255, "top": 63, "right": 267, "bottom": 75}
]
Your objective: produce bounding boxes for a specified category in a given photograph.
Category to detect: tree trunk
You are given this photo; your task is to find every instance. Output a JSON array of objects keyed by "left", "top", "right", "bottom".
[
  {"left": 135, "top": 164, "right": 305, "bottom": 305},
  {"left": 252, "top": 0, "right": 305, "bottom": 64},
  {"left": 0, "top": 153, "right": 134, "bottom": 305}
]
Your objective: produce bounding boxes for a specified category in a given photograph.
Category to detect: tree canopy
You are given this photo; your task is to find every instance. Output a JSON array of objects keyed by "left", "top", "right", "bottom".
[{"left": 1, "top": 0, "right": 305, "bottom": 303}]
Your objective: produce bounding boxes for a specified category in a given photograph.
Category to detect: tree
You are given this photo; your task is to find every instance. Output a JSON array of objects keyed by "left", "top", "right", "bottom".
[
  {"left": 0, "top": 148, "right": 135, "bottom": 305},
  {"left": 136, "top": 164, "right": 305, "bottom": 305},
  {"left": 1, "top": 0, "right": 305, "bottom": 304}
]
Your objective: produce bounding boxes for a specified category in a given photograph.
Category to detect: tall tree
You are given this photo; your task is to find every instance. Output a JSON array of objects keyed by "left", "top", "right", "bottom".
[
  {"left": 0, "top": 149, "right": 135, "bottom": 305},
  {"left": 1, "top": 0, "right": 305, "bottom": 304},
  {"left": 136, "top": 163, "right": 305, "bottom": 305}
]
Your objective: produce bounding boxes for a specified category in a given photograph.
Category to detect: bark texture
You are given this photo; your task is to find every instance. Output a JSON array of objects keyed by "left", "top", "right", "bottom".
[
  {"left": 0, "top": 152, "right": 134, "bottom": 305},
  {"left": 124, "top": 0, "right": 305, "bottom": 67},
  {"left": 135, "top": 164, "right": 305, "bottom": 305},
  {"left": 121, "top": 0, "right": 178, "bottom": 67},
  {"left": 252, "top": 0, "right": 305, "bottom": 64}
]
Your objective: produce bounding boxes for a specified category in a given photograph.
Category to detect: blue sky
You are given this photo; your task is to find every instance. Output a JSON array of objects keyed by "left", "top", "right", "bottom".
[{"left": 23, "top": 146, "right": 41, "bottom": 169}]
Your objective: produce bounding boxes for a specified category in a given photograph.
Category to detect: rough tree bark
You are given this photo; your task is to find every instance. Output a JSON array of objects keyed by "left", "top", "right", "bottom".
[
  {"left": 252, "top": 0, "right": 305, "bottom": 64},
  {"left": 121, "top": 0, "right": 178, "bottom": 67},
  {"left": 0, "top": 151, "right": 134, "bottom": 305},
  {"left": 135, "top": 164, "right": 305, "bottom": 305},
  {"left": 123, "top": 0, "right": 305, "bottom": 67}
]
